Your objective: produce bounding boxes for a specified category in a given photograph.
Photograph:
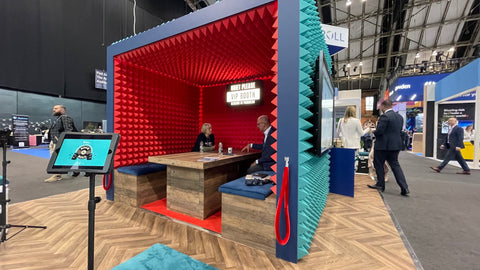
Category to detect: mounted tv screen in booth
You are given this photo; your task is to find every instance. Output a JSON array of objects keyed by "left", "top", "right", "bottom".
[
  {"left": 47, "top": 133, "right": 120, "bottom": 174},
  {"left": 308, "top": 51, "right": 335, "bottom": 156}
]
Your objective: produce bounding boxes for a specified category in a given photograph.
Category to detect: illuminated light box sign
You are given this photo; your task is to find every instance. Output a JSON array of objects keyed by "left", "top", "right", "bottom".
[{"left": 226, "top": 81, "right": 263, "bottom": 106}]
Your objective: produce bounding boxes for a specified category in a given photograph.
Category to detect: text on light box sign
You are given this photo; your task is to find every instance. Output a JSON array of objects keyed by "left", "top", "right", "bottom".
[{"left": 226, "top": 81, "right": 263, "bottom": 106}]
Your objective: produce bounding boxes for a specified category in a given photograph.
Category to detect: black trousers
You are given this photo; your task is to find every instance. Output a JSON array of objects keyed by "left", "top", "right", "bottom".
[{"left": 373, "top": 150, "right": 408, "bottom": 190}]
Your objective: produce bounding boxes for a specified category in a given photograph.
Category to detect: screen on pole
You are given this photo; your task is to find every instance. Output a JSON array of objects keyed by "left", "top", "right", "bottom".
[{"left": 47, "top": 132, "right": 120, "bottom": 174}]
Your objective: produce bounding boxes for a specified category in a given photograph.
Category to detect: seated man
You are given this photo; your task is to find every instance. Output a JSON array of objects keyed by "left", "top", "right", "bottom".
[{"left": 241, "top": 115, "right": 276, "bottom": 174}]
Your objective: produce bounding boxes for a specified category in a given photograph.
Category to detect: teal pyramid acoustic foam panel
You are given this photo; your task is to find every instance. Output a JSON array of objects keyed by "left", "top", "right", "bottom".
[{"left": 297, "top": 0, "right": 332, "bottom": 260}]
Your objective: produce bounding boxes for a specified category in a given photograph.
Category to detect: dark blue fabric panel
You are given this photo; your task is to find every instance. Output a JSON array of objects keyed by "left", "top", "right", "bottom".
[
  {"left": 329, "top": 148, "right": 355, "bottom": 197},
  {"left": 117, "top": 163, "right": 166, "bottom": 176},
  {"left": 218, "top": 171, "right": 275, "bottom": 200}
]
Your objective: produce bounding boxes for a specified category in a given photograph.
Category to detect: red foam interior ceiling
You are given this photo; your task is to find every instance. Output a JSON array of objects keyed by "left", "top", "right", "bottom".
[{"left": 116, "top": 2, "right": 277, "bottom": 87}]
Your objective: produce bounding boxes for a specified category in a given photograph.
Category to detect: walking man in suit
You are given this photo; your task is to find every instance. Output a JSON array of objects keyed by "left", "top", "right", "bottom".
[
  {"left": 367, "top": 100, "right": 410, "bottom": 196},
  {"left": 430, "top": 117, "right": 470, "bottom": 175},
  {"left": 241, "top": 115, "right": 276, "bottom": 174}
]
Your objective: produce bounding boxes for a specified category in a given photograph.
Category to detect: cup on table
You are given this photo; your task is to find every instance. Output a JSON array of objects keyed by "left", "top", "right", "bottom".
[{"left": 228, "top": 147, "right": 233, "bottom": 154}]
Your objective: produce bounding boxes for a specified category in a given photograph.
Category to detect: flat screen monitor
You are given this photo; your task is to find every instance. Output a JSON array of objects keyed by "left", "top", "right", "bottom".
[
  {"left": 307, "top": 50, "right": 335, "bottom": 156},
  {"left": 47, "top": 132, "right": 120, "bottom": 174}
]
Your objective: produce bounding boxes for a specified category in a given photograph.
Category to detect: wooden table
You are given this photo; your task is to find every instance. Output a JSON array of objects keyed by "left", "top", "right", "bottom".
[{"left": 148, "top": 151, "right": 261, "bottom": 219}]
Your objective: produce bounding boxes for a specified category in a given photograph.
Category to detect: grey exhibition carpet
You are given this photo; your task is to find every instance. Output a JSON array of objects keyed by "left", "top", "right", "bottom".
[
  {"left": 381, "top": 151, "right": 479, "bottom": 270},
  {"left": 3, "top": 147, "right": 102, "bottom": 204}
]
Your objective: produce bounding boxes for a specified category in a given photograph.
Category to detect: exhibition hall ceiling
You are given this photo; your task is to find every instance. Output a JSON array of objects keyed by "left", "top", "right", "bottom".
[
  {"left": 317, "top": 0, "right": 480, "bottom": 91},
  {"left": 138, "top": 0, "right": 479, "bottom": 92}
]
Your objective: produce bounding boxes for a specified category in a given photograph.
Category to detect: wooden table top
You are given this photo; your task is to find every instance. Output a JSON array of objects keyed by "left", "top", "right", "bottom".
[{"left": 148, "top": 151, "right": 261, "bottom": 170}]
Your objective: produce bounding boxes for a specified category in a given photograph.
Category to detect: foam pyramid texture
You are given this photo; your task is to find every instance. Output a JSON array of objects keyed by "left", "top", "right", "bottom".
[
  {"left": 297, "top": 0, "right": 332, "bottom": 260},
  {"left": 112, "top": 2, "right": 278, "bottom": 169}
]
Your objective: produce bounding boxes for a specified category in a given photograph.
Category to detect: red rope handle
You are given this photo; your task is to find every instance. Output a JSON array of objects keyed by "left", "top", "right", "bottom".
[
  {"left": 103, "top": 174, "right": 112, "bottom": 190},
  {"left": 275, "top": 161, "right": 290, "bottom": 245}
]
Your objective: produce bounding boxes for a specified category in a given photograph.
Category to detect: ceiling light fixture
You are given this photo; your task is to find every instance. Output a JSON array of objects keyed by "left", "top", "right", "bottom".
[
  {"left": 448, "top": 47, "right": 455, "bottom": 53},
  {"left": 359, "top": 62, "right": 363, "bottom": 66},
  {"left": 415, "top": 53, "right": 420, "bottom": 58},
  {"left": 432, "top": 50, "right": 437, "bottom": 56},
  {"left": 396, "top": 95, "right": 402, "bottom": 102},
  {"left": 346, "top": 0, "right": 352, "bottom": 6}
]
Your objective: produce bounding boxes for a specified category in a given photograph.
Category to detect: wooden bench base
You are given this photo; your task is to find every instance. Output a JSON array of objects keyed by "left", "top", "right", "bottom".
[
  {"left": 221, "top": 193, "right": 276, "bottom": 254},
  {"left": 114, "top": 170, "right": 166, "bottom": 207}
]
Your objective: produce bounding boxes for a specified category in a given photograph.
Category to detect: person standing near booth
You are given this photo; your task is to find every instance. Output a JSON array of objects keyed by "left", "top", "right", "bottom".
[
  {"left": 367, "top": 100, "right": 410, "bottom": 196},
  {"left": 431, "top": 117, "right": 471, "bottom": 175},
  {"left": 44, "top": 105, "right": 77, "bottom": 182},
  {"left": 241, "top": 115, "right": 276, "bottom": 174}
]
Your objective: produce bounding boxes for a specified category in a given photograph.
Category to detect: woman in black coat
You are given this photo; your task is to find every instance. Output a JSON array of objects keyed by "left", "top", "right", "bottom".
[{"left": 192, "top": 123, "right": 215, "bottom": 152}]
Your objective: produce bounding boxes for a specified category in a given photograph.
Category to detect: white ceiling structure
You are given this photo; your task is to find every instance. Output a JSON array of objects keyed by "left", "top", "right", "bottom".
[{"left": 317, "top": 0, "right": 480, "bottom": 92}]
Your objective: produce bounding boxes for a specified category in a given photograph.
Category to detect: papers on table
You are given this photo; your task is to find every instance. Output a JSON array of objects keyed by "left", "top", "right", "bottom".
[{"left": 197, "top": 157, "right": 220, "bottom": 162}]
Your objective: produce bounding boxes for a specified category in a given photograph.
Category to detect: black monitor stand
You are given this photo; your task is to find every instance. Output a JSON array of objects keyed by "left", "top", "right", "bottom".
[
  {"left": 1, "top": 131, "right": 47, "bottom": 243},
  {"left": 87, "top": 173, "right": 101, "bottom": 270},
  {"left": 46, "top": 132, "right": 120, "bottom": 270}
]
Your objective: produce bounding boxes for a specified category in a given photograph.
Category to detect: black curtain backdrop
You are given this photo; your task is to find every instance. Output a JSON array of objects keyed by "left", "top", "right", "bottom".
[{"left": 0, "top": 0, "right": 192, "bottom": 102}]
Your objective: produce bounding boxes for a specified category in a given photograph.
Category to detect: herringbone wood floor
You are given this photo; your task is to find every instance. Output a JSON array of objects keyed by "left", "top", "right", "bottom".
[{"left": 0, "top": 175, "right": 415, "bottom": 270}]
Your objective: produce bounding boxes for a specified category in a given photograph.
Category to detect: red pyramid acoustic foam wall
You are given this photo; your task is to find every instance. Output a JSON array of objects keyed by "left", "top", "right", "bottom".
[
  {"left": 112, "top": 2, "right": 277, "bottom": 168},
  {"left": 114, "top": 60, "right": 199, "bottom": 167}
]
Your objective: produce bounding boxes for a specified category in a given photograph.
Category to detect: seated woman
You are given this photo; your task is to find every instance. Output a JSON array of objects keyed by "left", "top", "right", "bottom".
[{"left": 192, "top": 123, "right": 215, "bottom": 152}]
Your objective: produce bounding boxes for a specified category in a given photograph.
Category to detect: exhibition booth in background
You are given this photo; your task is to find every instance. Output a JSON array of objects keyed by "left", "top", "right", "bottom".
[
  {"left": 107, "top": 0, "right": 336, "bottom": 263},
  {"left": 423, "top": 58, "right": 480, "bottom": 169}
]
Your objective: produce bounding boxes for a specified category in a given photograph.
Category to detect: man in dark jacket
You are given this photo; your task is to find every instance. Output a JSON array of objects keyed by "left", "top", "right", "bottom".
[
  {"left": 430, "top": 117, "right": 470, "bottom": 175},
  {"left": 241, "top": 115, "right": 276, "bottom": 173},
  {"left": 368, "top": 100, "right": 410, "bottom": 196},
  {"left": 45, "top": 105, "right": 76, "bottom": 182}
]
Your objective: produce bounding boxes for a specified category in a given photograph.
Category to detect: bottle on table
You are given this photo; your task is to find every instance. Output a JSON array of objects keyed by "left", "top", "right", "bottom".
[
  {"left": 200, "top": 141, "right": 204, "bottom": 153},
  {"left": 218, "top": 142, "right": 223, "bottom": 155}
]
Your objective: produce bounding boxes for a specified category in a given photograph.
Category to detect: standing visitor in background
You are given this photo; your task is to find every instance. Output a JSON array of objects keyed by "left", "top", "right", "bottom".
[
  {"left": 337, "top": 106, "right": 371, "bottom": 152},
  {"left": 464, "top": 124, "right": 474, "bottom": 145},
  {"left": 431, "top": 117, "right": 470, "bottom": 175},
  {"left": 367, "top": 100, "right": 409, "bottom": 196},
  {"left": 44, "top": 105, "right": 77, "bottom": 182}
]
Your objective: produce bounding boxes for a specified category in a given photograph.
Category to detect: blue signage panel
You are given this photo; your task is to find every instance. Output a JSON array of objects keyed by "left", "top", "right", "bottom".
[{"left": 389, "top": 73, "right": 450, "bottom": 102}]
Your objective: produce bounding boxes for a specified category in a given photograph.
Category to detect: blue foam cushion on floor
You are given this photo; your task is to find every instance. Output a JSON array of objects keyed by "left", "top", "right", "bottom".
[
  {"left": 113, "top": 243, "right": 217, "bottom": 270},
  {"left": 117, "top": 163, "right": 167, "bottom": 176},
  {"left": 0, "top": 175, "right": 9, "bottom": 185},
  {"left": 218, "top": 171, "right": 275, "bottom": 200}
]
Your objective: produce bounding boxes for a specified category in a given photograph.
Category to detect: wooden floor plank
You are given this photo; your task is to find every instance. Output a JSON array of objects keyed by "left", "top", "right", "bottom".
[{"left": 0, "top": 175, "right": 415, "bottom": 270}]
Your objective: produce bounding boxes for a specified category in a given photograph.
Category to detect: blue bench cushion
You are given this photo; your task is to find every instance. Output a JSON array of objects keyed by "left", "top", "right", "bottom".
[
  {"left": 219, "top": 171, "right": 275, "bottom": 200},
  {"left": 117, "top": 163, "right": 167, "bottom": 176}
]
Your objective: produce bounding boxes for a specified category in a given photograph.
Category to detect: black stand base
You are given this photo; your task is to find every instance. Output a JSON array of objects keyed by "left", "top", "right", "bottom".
[
  {"left": 0, "top": 224, "right": 47, "bottom": 243},
  {"left": 0, "top": 136, "right": 47, "bottom": 244}
]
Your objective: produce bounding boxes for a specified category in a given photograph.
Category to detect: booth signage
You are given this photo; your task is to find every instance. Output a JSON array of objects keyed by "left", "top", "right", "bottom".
[
  {"left": 12, "top": 114, "right": 29, "bottom": 148},
  {"left": 322, "top": 25, "right": 349, "bottom": 48},
  {"left": 95, "top": 69, "right": 107, "bottom": 90},
  {"left": 226, "top": 81, "right": 262, "bottom": 106}
]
